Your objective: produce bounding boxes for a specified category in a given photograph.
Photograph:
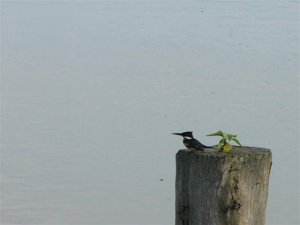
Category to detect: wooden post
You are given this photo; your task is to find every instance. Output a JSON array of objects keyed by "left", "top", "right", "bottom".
[{"left": 175, "top": 147, "right": 272, "bottom": 225}]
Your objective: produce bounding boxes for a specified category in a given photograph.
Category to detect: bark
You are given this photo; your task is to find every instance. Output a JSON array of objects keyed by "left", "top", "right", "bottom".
[{"left": 175, "top": 146, "right": 272, "bottom": 225}]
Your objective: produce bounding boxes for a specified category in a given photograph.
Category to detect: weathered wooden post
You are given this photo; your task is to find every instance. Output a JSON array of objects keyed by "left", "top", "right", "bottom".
[{"left": 176, "top": 147, "right": 272, "bottom": 225}]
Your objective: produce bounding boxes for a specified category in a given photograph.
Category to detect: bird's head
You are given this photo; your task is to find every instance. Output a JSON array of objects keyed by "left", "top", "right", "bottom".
[{"left": 172, "top": 131, "right": 193, "bottom": 139}]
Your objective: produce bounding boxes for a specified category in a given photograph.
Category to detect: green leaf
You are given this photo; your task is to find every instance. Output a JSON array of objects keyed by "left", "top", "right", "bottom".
[
  {"left": 222, "top": 132, "right": 229, "bottom": 141},
  {"left": 207, "top": 130, "right": 242, "bottom": 147},
  {"left": 206, "top": 130, "right": 224, "bottom": 137},
  {"left": 218, "top": 139, "right": 225, "bottom": 149},
  {"left": 231, "top": 137, "right": 242, "bottom": 146},
  {"left": 227, "top": 134, "right": 237, "bottom": 141}
]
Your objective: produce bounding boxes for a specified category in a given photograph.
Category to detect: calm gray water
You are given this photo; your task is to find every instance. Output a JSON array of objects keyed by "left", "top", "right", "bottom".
[{"left": 1, "top": 1, "right": 299, "bottom": 225}]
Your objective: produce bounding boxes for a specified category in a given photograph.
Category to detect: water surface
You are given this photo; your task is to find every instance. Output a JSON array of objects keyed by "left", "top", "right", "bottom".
[{"left": 1, "top": 1, "right": 299, "bottom": 225}]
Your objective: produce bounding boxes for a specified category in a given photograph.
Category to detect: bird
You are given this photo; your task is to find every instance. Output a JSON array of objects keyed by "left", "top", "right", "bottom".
[{"left": 172, "top": 131, "right": 212, "bottom": 151}]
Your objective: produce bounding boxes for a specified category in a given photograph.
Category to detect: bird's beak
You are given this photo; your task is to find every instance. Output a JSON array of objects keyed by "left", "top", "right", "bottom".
[{"left": 172, "top": 133, "right": 182, "bottom": 136}]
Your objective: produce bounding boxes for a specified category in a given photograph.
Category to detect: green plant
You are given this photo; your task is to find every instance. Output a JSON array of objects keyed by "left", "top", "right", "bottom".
[{"left": 206, "top": 130, "right": 242, "bottom": 153}]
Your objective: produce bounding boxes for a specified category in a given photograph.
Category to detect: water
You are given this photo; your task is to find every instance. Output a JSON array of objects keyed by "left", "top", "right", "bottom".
[{"left": 1, "top": 1, "right": 299, "bottom": 225}]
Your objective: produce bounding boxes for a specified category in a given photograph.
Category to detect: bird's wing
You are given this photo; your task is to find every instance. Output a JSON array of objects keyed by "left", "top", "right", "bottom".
[
  {"left": 192, "top": 139, "right": 207, "bottom": 149},
  {"left": 184, "top": 139, "right": 207, "bottom": 150}
]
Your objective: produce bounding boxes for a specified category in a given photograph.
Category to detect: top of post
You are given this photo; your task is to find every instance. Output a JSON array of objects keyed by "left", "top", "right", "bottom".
[{"left": 177, "top": 146, "right": 271, "bottom": 158}]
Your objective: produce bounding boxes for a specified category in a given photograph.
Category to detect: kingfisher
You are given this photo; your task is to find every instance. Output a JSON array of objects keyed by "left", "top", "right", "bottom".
[{"left": 172, "top": 131, "right": 212, "bottom": 151}]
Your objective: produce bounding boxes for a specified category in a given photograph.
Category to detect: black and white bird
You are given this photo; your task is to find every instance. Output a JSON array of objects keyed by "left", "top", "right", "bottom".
[{"left": 172, "top": 131, "right": 212, "bottom": 151}]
